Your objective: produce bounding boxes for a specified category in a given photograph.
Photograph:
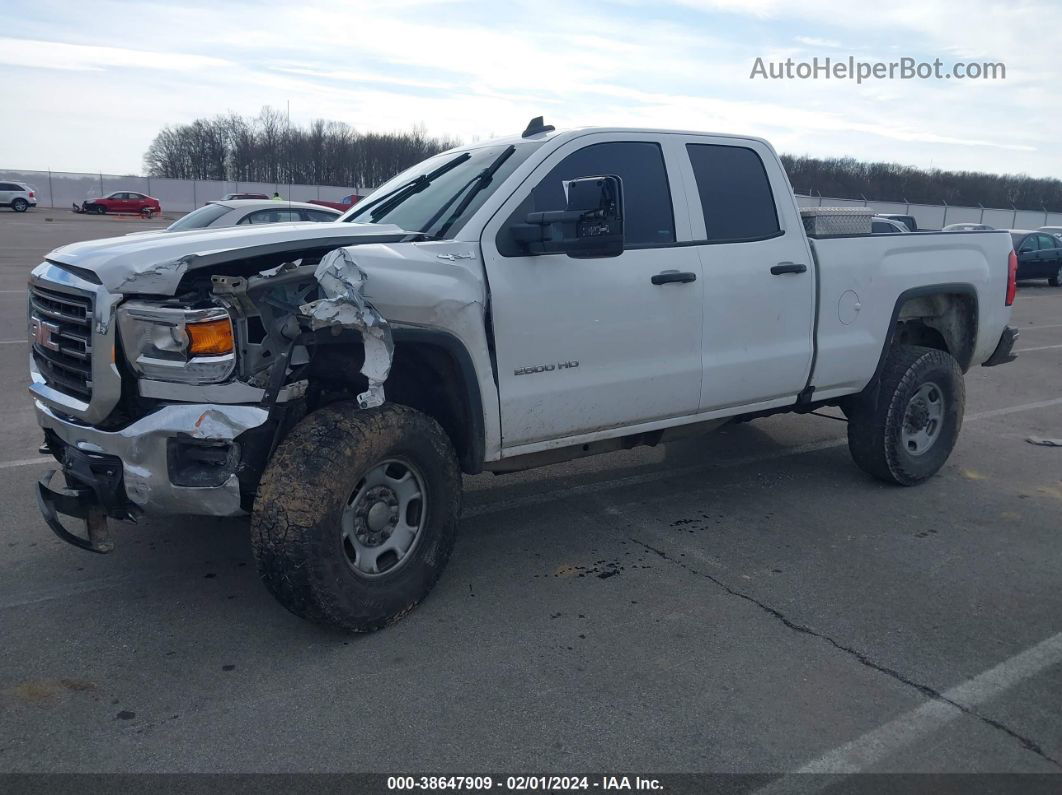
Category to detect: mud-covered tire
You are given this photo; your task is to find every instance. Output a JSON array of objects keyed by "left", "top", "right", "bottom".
[
  {"left": 846, "top": 345, "right": 965, "bottom": 486},
  {"left": 251, "top": 402, "right": 461, "bottom": 632}
]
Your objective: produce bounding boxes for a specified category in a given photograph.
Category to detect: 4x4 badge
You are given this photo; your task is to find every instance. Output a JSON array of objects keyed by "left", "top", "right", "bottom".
[{"left": 436, "top": 252, "right": 474, "bottom": 261}]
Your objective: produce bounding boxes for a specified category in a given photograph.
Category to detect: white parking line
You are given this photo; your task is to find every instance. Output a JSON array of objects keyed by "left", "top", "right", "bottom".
[
  {"left": 0, "top": 339, "right": 27, "bottom": 345},
  {"left": 0, "top": 456, "right": 51, "bottom": 471},
  {"left": 1020, "top": 323, "right": 1062, "bottom": 330},
  {"left": 1015, "top": 344, "right": 1062, "bottom": 353},
  {"left": 758, "top": 631, "right": 1062, "bottom": 786}
]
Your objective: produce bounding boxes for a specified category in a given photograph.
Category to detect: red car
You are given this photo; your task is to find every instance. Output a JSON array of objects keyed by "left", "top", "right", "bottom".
[
  {"left": 78, "top": 191, "right": 162, "bottom": 217},
  {"left": 308, "top": 193, "right": 362, "bottom": 212}
]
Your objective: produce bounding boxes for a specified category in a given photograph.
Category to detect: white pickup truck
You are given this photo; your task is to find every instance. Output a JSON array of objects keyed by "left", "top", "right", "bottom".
[{"left": 28, "top": 118, "right": 1019, "bottom": 631}]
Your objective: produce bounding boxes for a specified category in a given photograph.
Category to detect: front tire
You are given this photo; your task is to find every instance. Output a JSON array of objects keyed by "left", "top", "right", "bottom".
[
  {"left": 1049, "top": 265, "right": 1061, "bottom": 287},
  {"left": 12, "top": 198, "right": 28, "bottom": 212},
  {"left": 251, "top": 402, "right": 461, "bottom": 632},
  {"left": 846, "top": 345, "right": 965, "bottom": 486}
]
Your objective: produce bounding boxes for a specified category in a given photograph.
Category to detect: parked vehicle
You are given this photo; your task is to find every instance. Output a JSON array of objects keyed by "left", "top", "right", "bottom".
[
  {"left": 29, "top": 120, "right": 1018, "bottom": 632},
  {"left": 1038, "top": 225, "right": 1062, "bottom": 238},
  {"left": 872, "top": 216, "right": 910, "bottom": 233},
  {"left": 309, "top": 193, "right": 363, "bottom": 211},
  {"left": 0, "top": 181, "right": 37, "bottom": 212},
  {"left": 1011, "top": 230, "right": 1062, "bottom": 286},
  {"left": 877, "top": 213, "right": 919, "bottom": 232},
  {"left": 76, "top": 191, "right": 162, "bottom": 217},
  {"left": 221, "top": 192, "right": 271, "bottom": 201},
  {"left": 944, "top": 223, "right": 994, "bottom": 231},
  {"left": 160, "top": 200, "right": 341, "bottom": 232}
]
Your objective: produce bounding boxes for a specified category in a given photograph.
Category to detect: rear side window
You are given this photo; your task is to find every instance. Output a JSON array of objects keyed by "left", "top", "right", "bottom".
[
  {"left": 0, "top": 183, "right": 17, "bottom": 191},
  {"left": 1038, "top": 234, "right": 1058, "bottom": 250},
  {"left": 500, "top": 141, "right": 675, "bottom": 254},
  {"left": 686, "top": 144, "right": 780, "bottom": 241}
]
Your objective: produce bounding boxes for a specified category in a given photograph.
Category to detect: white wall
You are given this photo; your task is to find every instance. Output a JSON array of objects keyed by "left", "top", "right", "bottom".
[
  {"left": 795, "top": 194, "right": 1062, "bottom": 230},
  {"left": 0, "top": 169, "right": 365, "bottom": 213},
  {"left": 6, "top": 167, "right": 1062, "bottom": 229}
]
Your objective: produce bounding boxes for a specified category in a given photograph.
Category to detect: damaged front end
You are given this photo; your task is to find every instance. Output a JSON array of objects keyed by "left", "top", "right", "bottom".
[{"left": 36, "top": 245, "right": 397, "bottom": 553}]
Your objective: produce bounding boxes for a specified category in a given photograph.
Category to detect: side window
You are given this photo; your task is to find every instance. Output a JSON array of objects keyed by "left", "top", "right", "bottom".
[
  {"left": 0, "top": 183, "right": 15, "bottom": 191},
  {"left": 686, "top": 144, "right": 781, "bottom": 241},
  {"left": 872, "top": 221, "right": 892, "bottom": 233},
  {"left": 303, "top": 210, "right": 337, "bottom": 222},
  {"left": 1018, "top": 236, "right": 1037, "bottom": 253},
  {"left": 501, "top": 141, "right": 675, "bottom": 254},
  {"left": 1038, "top": 234, "right": 1057, "bottom": 250}
]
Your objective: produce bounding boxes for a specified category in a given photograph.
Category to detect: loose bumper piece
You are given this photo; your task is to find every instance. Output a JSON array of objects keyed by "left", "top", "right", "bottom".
[{"left": 983, "top": 326, "right": 1019, "bottom": 367}]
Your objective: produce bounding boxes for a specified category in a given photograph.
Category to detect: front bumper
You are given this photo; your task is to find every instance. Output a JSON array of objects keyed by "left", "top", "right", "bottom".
[
  {"left": 35, "top": 400, "right": 270, "bottom": 551},
  {"left": 982, "top": 326, "right": 1019, "bottom": 367}
]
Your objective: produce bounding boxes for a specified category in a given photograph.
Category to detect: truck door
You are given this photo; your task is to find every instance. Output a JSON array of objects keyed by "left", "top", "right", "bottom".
[
  {"left": 679, "top": 138, "right": 816, "bottom": 410},
  {"left": 481, "top": 135, "right": 704, "bottom": 449}
]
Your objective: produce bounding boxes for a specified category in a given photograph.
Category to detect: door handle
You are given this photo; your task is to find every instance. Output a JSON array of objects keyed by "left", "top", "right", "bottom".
[
  {"left": 651, "top": 270, "right": 697, "bottom": 285},
  {"left": 771, "top": 262, "right": 807, "bottom": 275}
]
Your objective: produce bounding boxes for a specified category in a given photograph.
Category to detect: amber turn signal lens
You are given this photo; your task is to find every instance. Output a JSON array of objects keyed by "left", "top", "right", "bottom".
[{"left": 187, "top": 318, "right": 234, "bottom": 356}]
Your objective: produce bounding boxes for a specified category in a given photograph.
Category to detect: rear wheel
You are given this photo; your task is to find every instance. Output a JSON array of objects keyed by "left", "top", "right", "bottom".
[
  {"left": 846, "top": 345, "right": 965, "bottom": 485},
  {"left": 251, "top": 402, "right": 461, "bottom": 632},
  {"left": 12, "top": 198, "right": 28, "bottom": 212}
]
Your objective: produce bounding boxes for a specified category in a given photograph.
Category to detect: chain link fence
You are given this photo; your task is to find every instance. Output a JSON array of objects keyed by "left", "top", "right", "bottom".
[
  {"left": 0, "top": 169, "right": 365, "bottom": 214},
  {"left": 5, "top": 167, "right": 1062, "bottom": 230}
]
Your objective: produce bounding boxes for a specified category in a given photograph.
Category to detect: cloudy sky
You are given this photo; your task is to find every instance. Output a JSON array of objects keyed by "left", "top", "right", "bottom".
[{"left": 0, "top": 0, "right": 1057, "bottom": 180}]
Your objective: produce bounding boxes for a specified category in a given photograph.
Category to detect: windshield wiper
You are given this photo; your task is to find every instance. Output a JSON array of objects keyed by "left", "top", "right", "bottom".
[
  {"left": 425, "top": 145, "right": 516, "bottom": 239},
  {"left": 344, "top": 152, "right": 472, "bottom": 223}
]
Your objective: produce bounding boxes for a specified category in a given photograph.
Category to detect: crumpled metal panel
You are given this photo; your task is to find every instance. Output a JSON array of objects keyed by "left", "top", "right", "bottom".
[{"left": 299, "top": 247, "right": 395, "bottom": 409}]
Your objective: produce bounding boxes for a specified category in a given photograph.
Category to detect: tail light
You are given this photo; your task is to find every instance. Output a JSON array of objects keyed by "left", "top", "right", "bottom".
[
  {"left": 1006, "top": 250, "right": 1017, "bottom": 306},
  {"left": 28, "top": 191, "right": 35, "bottom": 198}
]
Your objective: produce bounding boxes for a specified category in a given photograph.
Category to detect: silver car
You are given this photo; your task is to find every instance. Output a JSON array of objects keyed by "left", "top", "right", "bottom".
[
  {"left": 0, "top": 180, "right": 37, "bottom": 212},
  {"left": 164, "top": 199, "right": 341, "bottom": 232}
]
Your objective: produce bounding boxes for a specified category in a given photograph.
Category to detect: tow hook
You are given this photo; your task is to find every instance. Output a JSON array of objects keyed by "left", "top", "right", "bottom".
[{"left": 36, "top": 470, "right": 116, "bottom": 554}]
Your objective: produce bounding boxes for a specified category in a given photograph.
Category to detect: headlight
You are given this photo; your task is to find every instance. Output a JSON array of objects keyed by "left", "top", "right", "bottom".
[{"left": 116, "top": 302, "right": 235, "bottom": 384}]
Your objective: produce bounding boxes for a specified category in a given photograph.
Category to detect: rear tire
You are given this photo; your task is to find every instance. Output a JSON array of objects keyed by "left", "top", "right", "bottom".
[
  {"left": 251, "top": 402, "right": 461, "bottom": 632},
  {"left": 846, "top": 345, "right": 964, "bottom": 486},
  {"left": 12, "top": 198, "right": 28, "bottom": 213}
]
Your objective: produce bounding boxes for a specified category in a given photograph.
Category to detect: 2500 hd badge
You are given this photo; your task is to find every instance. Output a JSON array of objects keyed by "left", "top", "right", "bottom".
[{"left": 514, "top": 360, "right": 580, "bottom": 376}]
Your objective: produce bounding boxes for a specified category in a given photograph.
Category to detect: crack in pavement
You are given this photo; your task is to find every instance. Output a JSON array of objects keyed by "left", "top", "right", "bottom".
[{"left": 629, "top": 537, "right": 1062, "bottom": 770}]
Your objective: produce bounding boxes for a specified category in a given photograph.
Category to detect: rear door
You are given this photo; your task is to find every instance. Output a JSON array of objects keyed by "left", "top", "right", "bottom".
[
  {"left": 0, "top": 182, "right": 16, "bottom": 204},
  {"left": 680, "top": 138, "right": 816, "bottom": 411},
  {"left": 481, "top": 133, "right": 704, "bottom": 449}
]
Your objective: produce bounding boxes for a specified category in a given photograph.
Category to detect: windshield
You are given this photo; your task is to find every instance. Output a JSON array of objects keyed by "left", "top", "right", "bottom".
[
  {"left": 341, "top": 142, "right": 542, "bottom": 237},
  {"left": 167, "top": 203, "right": 233, "bottom": 231}
]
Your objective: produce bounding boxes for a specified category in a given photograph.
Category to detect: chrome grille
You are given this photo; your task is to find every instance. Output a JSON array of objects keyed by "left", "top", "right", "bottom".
[{"left": 29, "top": 283, "right": 94, "bottom": 401}]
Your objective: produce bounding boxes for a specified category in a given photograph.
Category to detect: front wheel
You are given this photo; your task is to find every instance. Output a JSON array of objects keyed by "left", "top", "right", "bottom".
[
  {"left": 1049, "top": 265, "right": 1061, "bottom": 287},
  {"left": 846, "top": 345, "right": 965, "bottom": 486},
  {"left": 12, "top": 198, "right": 28, "bottom": 212},
  {"left": 251, "top": 402, "right": 461, "bottom": 632}
]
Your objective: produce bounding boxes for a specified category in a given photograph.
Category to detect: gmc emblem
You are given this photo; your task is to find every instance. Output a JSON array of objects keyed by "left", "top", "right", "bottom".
[{"left": 30, "top": 317, "right": 61, "bottom": 352}]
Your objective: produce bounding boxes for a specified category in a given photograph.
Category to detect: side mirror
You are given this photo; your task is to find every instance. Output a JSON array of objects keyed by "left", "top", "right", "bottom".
[{"left": 511, "top": 175, "right": 624, "bottom": 258}]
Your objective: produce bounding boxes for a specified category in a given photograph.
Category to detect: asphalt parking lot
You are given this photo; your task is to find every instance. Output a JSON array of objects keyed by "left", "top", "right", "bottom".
[{"left": 1, "top": 211, "right": 1060, "bottom": 779}]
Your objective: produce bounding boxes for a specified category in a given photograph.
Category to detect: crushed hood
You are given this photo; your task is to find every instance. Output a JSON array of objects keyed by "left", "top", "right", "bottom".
[{"left": 46, "top": 221, "right": 410, "bottom": 294}]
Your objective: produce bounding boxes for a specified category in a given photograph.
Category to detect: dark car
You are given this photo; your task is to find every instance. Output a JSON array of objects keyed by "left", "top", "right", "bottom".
[
  {"left": 878, "top": 213, "right": 918, "bottom": 232},
  {"left": 1010, "top": 230, "right": 1062, "bottom": 286},
  {"left": 220, "top": 192, "right": 270, "bottom": 201}
]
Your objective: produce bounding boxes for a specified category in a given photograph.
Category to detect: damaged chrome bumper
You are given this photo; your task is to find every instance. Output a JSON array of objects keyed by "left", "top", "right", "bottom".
[{"left": 35, "top": 400, "right": 269, "bottom": 552}]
